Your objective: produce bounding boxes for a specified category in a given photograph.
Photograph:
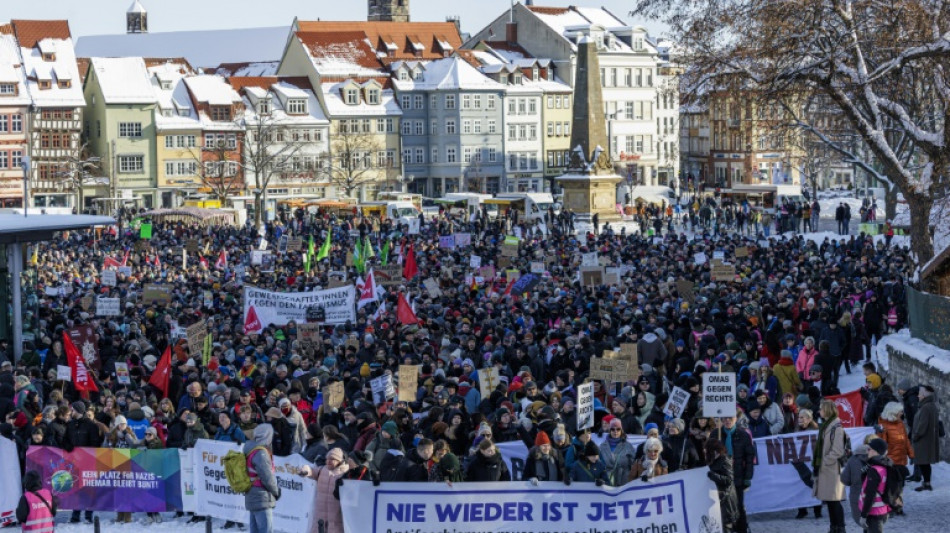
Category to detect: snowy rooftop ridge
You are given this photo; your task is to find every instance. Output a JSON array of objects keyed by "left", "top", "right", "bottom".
[{"left": 90, "top": 56, "right": 156, "bottom": 104}]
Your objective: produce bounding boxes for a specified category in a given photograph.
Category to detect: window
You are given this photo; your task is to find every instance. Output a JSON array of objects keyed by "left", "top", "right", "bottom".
[
  {"left": 204, "top": 134, "right": 215, "bottom": 148},
  {"left": 415, "top": 148, "right": 424, "bottom": 164},
  {"left": 345, "top": 88, "right": 359, "bottom": 105},
  {"left": 518, "top": 99, "right": 526, "bottom": 115},
  {"left": 431, "top": 147, "right": 438, "bottom": 163},
  {"left": 211, "top": 106, "right": 231, "bottom": 121},
  {"left": 402, "top": 148, "right": 411, "bottom": 164},
  {"left": 532, "top": 67, "right": 539, "bottom": 80},
  {"left": 11, "top": 114, "right": 22, "bottom": 132},
  {"left": 118, "top": 122, "right": 142, "bottom": 138},
  {"left": 499, "top": 74, "right": 508, "bottom": 84},
  {"left": 413, "top": 94, "right": 423, "bottom": 109},
  {"left": 488, "top": 148, "right": 497, "bottom": 162},
  {"left": 58, "top": 79, "right": 71, "bottom": 89},
  {"left": 0, "top": 152, "right": 6, "bottom": 168},
  {"left": 474, "top": 95, "right": 482, "bottom": 109},
  {"left": 554, "top": 123, "right": 561, "bottom": 136},
  {"left": 0, "top": 84, "right": 15, "bottom": 95},
  {"left": 365, "top": 89, "right": 380, "bottom": 105},
  {"left": 286, "top": 99, "right": 307, "bottom": 114},
  {"left": 564, "top": 96, "right": 570, "bottom": 108},
  {"left": 488, "top": 120, "right": 496, "bottom": 134},
  {"left": 462, "top": 95, "right": 471, "bottom": 109},
  {"left": 624, "top": 68, "right": 632, "bottom": 86},
  {"left": 508, "top": 125, "right": 516, "bottom": 141},
  {"left": 430, "top": 95, "right": 438, "bottom": 108},
  {"left": 165, "top": 136, "right": 174, "bottom": 148},
  {"left": 385, "top": 119, "right": 394, "bottom": 133},
  {"left": 547, "top": 96, "right": 554, "bottom": 109},
  {"left": 473, "top": 120, "right": 481, "bottom": 134},
  {"left": 166, "top": 161, "right": 197, "bottom": 176},
  {"left": 513, "top": 74, "right": 522, "bottom": 85},
  {"left": 10, "top": 151, "right": 21, "bottom": 168},
  {"left": 431, "top": 119, "right": 438, "bottom": 135},
  {"left": 547, "top": 122, "right": 554, "bottom": 136},
  {"left": 462, "top": 120, "right": 471, "bottom": 134},
  {"left": 377, "top": 119, "right": 387, "bottom": 133},
  {"left": 399, "top": 70, "right": 409, "bottom": 81},
  {"left": 402, "top": 121, "right": 412, "bottom": 135},
  {"left": 564, "top": 122, "right": 570, "bottom": 136},
  {"left": 445, "top": 94, "right": 456, "bottom": 109},
  {"left": 446, "top": 146, "right": 457, "bottom": 163},
  {"left": 529, "top": 125, "right": 537, "bottom": 140},
  {"left": 446, "top": 120, "right": 456, "bottom": 134},
  {"left": 401, "top": 95, "right": 411, "bottom": 109},
  {"left": 38, "top": 80, "right": 51, "bottom": 90},
  {"left": 610, "top": 69, "right": 618, "bottom": 87},
  {"left": 463, "top": 148, "right": 472, "bottom": 163},
  {"left": 119, "top": 155, "right": 144, "bottom": 173},
  {"left": 413, "top": 120, "right": 423, "bottom": 136},
  {"left": 529, "top": 99, "right": 537, "bottom": 114},
  {"left": 487, "top": 95, "right": 495, "bottom": 109},
  {"left": 0, "top": 116, "right": 6, "bottom": 132}
]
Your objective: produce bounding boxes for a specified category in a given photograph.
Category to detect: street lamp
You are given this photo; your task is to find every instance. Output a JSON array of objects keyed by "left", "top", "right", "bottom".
[{"left": 20, "top": 156, "right": 31, "bottom": 217}]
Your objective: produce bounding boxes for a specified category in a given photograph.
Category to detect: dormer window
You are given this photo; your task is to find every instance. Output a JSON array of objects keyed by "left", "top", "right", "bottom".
[
  {"left": 398, "top": 70, "right": 409, "bottom": 81},
  {"left": 211, "top": 106, "right": 232, "bottom": 121},
  {"left": 413, "top": 69, "right": 423, "bottom": 81},
  {"left": 38, "top": 80, "right": 51, "bottom": 90},
  {"left": 162, "top": 109, "right": 173, "bottom": 117},
  {"left": 42, "top": 53, "right": 55, "bottom": 62},
  {"left": 286, "top": 98, "right": 307, "bottom": 114},
  {"left": 513, "top": 74, "right": 522, "bottom": 85},
  {"left": 532, "top": 67, "right": 539, "bottom": 80},
  {"left": 161, "top": 81, "right": 171, "bottom": 90},
  {"left": 344, "top": 87, "right": 359, "bottom": 105},
  {"left": 258, "top": 99, "right": 271, "bottom": 115},
  {"left": 499, "top": 73, "right": 508, "bottom": 84},
  {"left": 634, "top": 37, "right": 644, "bottom": 50},
  {"left": 58, "top": 79, "right": 71, "bottom": 89},
  {"left": 366, "top": 89, "right": 380, "bottom": 105},
  {"left": 178, "top": 108, "right": 190, "bottom": 117}
]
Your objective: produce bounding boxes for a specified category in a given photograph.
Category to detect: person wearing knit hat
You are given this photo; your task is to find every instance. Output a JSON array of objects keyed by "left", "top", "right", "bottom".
[
  {"left": 570, "top": 440, "right": 609, "bottom": 484},
  {"left": 865, "top": 373, "right": 883, "bottom": 390},
  {"left": 366, "top": 420, "right": 405, "bottom": 472},
  {"left": 644, "top": 422, "right": 660, "bottom": 438},
  {"left": 600, "top": 417, "right": 637, "bottom": 485},
  {"left": 360, "top": 363, "right": 371, "bottom": 378},
  {"left": 524, "top": 431, "right": 562, "bottom": 483}
]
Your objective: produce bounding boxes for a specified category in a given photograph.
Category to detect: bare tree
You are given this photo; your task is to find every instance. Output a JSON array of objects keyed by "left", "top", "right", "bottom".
[
  {"left": 634, "top": 0, "right": 950, "bottom": 264},
  {"left": 323, "top": 122, "right": 387, "bottom": 198},
  {"left": 243, "top": 98, "right": 307, "bottom": 229},
  {"left": 192, "top": 139, "right": 244, "bottom": 204},
  {"left": 54, "top": 142, "right": 102, "bottom": 211}
]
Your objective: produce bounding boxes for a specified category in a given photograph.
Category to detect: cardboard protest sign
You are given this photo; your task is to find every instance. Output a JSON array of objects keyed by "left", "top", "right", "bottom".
[
  {"left": 439, "top": 235, "right": 455, "bottom": 249},
  {"left": 581, "top": 252, "right": 599, "bottom": 267},
  {"left": 702, "top": 373, "right": 737, "bottom": 417},
  {"left": 80, "top": 295, "right": 94, "bottom": 311},
  {"left": 423, "top": 278, "right": 442, "bottom": 298},
  {"left": 711, "top": 263, "right": 736, "bottom": 282},
  {"left": 251, "top": 250, "right": 264, "bottom": 265},
  {"left": 530, "top": 262, "right": 544, "bottom": 274},
  {"left": 375, "top": 265, "right": 404, "bottom": 286},
  {"left": 664, "top": 386, "right": 691, "bottom": 419},
  {"left": 323, "top": 381, "right": 345, "bottom": 409},
  {"left": 101, "top": 270, "right": 117, "bottom": 287},
  {"left": 142, "top": 284, "right": 174, "bottom": 305},
  {"left": 287, "top": 238, "right": 304, "bottom": 252},
  {"left": 186, "top": 239, "right": 199, "bottom": 253},
  {"left": 478, "top": 266, "right": 495, "bottom": 280},
  {"left": 619, "top": 343, "right": 640, "bottom": 381},
  {"left": 506, "top": 269, "right": 520, "bottom": 281},
  {"left": 140, "top": 223, "right": 152, "bottom": 240},
  {"left": 588, "top": 358, "right": 629, "bottom": 384},
  {"left": 604, "top": 272, "right": 619, "bottom": 285},
  {"left": 398, "top": 365, "right": 419, "bottom": 402},
  {"left": 580, "top": 266, "right": 604, "bottom": 287},
  {"left": 676, "top": 279, "right": 696, "bottom": 303},
  {"left": 712, "top": 251, "right": 725, "bottom": 261},
  {"left": 497, "top": 257, "right": 511, "bottom": 268},
  {"left": 735, "top": 246, "right": 749, "bottom": 258},
  {"left": 577, "top": 382, "right": 594, "bottom": 431},
  {"left": 186, "top": 321, "right": 208, "bottom": 358},
  {"left": 694, "top": 252, "right": 707, "bottom": 265},
  {"left": 501, "top": 244, "right": 519, "bottom": 257}
]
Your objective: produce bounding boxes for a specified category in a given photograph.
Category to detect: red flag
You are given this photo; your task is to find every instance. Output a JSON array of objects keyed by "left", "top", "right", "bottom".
[
  {"left": 199, "top": 255, "right": 209, "bottom": 269},
  {"left": 403, "top": 243, "right": 418, "bottom": 280},
  {"left": 244, "top": 305, "right": 262, "bottom": 333},
  {"left": 63, "top": 331, "right": 98, "bottom": 396},
  {"left": 359, "top": 269, "right": 378, "bottom": 309},
  {"left": 396, "top": 293, "right": 419, "bottom": 325},
  {"left": 153, "top": 254, "right": 161, "bottom": 268},
  {"left": 148, "top": 346, "right": 173, "bottom": 399},
  {"left": 215, "top": 250, "right": 227, "bottom": 269},
  {"left": 103, "top": 256, "right": 121, "bottom": 270},
  {"left": 826, "top": 389, "right": 865, "bottom": 428},
  {"left": 503, "top": 278, "right": 515, "bottom": 297},
  {"left": 120, "top": 249, "right": 130, "bottom": 266}
]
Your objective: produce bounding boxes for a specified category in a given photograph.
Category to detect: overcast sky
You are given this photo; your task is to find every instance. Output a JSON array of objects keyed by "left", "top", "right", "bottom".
[{"left": 5, "top": 0, "right": 665, "bottom": 38}]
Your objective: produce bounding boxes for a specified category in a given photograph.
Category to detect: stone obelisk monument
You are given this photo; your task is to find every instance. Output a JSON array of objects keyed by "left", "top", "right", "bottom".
[{"left": 556, "top": 35, "right": 622, "bottom": 221}]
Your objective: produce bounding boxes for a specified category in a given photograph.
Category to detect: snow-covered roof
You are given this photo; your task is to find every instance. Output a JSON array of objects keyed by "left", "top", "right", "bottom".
[
  {"left": 0, "top": 35, "right": 30, "bottom": 105},
  {"left": 147, "top": 60, "right": 199, "bottom": 131},
  {"left": 128, "top": 0, "right": 147, "bottom": 14},
  {"left": 295, "top": 20, "right": 462, "bottom": 62},
  {"left": 525, "top": 4, "right": 655, "bottom": 54},
  {"left": 321, "top": 79, "right": 401, "bottom": 118},
  {"left": 76, "top": 26, "right": 288, "bottom": 68},
  {"left": 393, "top": 57, "right": 502, "bottom": 91},
  {"left": 214, "top": 61, "right": 279, "bottom": 77},
  {"left": 296, "top": 31, "right": 385, "bottom": 78},
  {"left": 20, "top": 36, "right": 85, "bottom": 107},
  {"left": 239, "top": 78, "right": 329, "bottom": 126},
  {"left": 184, "top": 74, "right": 241, "bottom": 106},
  {"left": 90, "top": 57, "right": 156, "bottom": 104}
]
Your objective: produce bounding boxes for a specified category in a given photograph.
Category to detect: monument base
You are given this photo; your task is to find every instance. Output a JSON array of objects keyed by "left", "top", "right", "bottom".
[{"left": 556, "top": 173, "right": 623, "bottom": 222}]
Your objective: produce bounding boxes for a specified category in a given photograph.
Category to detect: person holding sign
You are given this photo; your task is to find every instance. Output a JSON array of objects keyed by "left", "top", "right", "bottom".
[
  {"left": 721, "top": 414, "right": 756, "bottom": 533},
  {"left": 299, "top": 447, "right": 349, "bottom": 533}
]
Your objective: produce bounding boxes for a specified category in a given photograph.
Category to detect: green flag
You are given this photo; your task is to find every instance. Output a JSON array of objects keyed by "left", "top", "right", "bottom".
[
  {"left": 315, "top": 230, "right": 331, "bottom": 261},
  {"left": 381, "top": 239, "right": 390, "bottom": 266},
  {"left": 303, "top": 251, "right": 311, "bottom": 274},
  {"left": 365, "top": 236, "right": 376, "bottom": 259},
  {"left": 354, "top": 237, "right": 365, "bottom": 275}
]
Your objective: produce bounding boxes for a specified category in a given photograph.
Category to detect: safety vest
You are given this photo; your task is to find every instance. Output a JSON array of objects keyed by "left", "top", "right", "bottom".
[
  {"left": 246, "top": 447, "right": 272, "bottom": 489},
  {"left": 22, "top": 490, "right": 54, "bottom": 533},
  {"left": 859, "top": 464, "right": 890, "bottom": 516}
]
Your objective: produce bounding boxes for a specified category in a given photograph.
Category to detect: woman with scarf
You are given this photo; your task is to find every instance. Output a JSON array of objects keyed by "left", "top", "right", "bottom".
[
  {"left": 300, "top": 447, "right": 350, "bottom": 533},
  {"left": 598, "top": 417, "right": 637, "bottom": 486},
  {"left": 812, "top": 400, "right": 847, "bottom": 533},
  {"left": 630, "top": 438, "right": 669, "bottom": 481}
]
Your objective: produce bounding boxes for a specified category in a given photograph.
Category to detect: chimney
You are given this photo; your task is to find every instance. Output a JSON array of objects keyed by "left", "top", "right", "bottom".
[
  {"left": 446, "top": 16, "right": 461, "bottom": 35},
  {"left": 506, "top": 22, "right": 517, "bottom": 43}
]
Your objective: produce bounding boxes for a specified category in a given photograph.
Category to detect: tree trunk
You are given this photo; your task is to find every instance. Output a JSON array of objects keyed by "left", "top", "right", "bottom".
[
  {"left": 254, "top": 191, "right": 263, "bottom": 230},
  {"left": 884, "top": 185, "right": 898, "bottom": 221},
  {"left": 906, "top": 191, "right": 934, "bottom": 266}
]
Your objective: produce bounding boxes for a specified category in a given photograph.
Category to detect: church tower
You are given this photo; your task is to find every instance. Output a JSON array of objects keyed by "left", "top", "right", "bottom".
[
  {"left": 127, "top": 0, "right": 148, "bottom": 34},
  {"left": 368, "top": 0, "right": 410, "bottom": 22}
]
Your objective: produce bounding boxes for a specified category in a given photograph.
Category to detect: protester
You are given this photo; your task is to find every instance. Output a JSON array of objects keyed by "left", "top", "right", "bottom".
[
  {"left": 841, "top": 435, "right": 873, "bottom": 528},
  {"left": 813, "top": 400, "right": 847, "bottom": 533},
  {"left": 300, "top": 447, "right": 349, "bottom": 533},
  {"left": 910, "top": 385, "right": 939, "bottom": 491},
  {"left": 704, "top": 439, "right": 738, "bottom": 533},
  {"left": 860, "top": 438, "right": 894, "bottom": 533},
  {"left": 244, "top": 424, "right": 281, "bottom": 533},
  {"left": 16, "top": 470, "right": 57, "bottom": 532}
]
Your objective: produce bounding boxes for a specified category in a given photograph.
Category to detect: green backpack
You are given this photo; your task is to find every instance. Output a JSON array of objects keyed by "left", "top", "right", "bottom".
[{"left": 223, "top": 447, "right": 265, "bottom": 494}]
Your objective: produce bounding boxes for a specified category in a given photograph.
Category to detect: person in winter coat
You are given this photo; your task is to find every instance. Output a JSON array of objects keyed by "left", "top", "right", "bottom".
[
  {"left": 570, "top": 440, "right": 609, "bottom": 485},
  {"left": 431, "top": 451, "right": 464, "bottom": 483},
  {"left": 182, "top": 413, "right": 210, "bottom": 449},
  {"left": 64, "top": 402, "right": 100, "bottom": 525},
  {"left": 366, "top": 421, "right": 405, "bottom": 472},
  {"left": 840, "top": 438, "right": 871, "bottom": 528},
  {"left": 564, "top": 428, "right": 592, "bottom": 471},
  {"left": 465, "top": 439, "right": 511, "bottom": 482},
  {"left": 16, "top": 470, "right": 56, "bottom": 531},
  {"left": 263, "top": 407, "right": 294, "bottom": 457},
  {"left": 796, "top": 337, "right": 818, "bottom": 379},
  {"left": 911, "top": 385, "right": 939, "bottom": 491},
  {"left": 745, "top": 401, "right": 771, "bottom": 438},
  {"left": 663, "top": 418, "right": 699, "bottom": 472},
  {"left": 753, "top": 390, "right": 785, "bottom": 435},
  {"left": 794, "top": 409, "right": 822, "bottom": 519},
  {"left": 876, "top": 402, "right": 913, "bottom": 474},
  {"left": 103, "top": 415, "right": 140, "bottom": 449},
  {"left": 721, "top": 414, "right": 755, "bottom": 533},
  {"left": 773, "top": 351, "right": 802, "bottom": 398},
  {"left": 630, "top": 438, "right": 669, "bottom": 481},
  {"left": 141, "top": 428, "right": 165, "bottom": 524},
  {"left": 704, "top": 439, "right": 738, "bottom": 533},
  {"left": 599, "top": 418, "right": 637, "bottom": 485},
  {"left": 214, "top": 411, "right": 247, "bottom": 444},
  {"left": 244, "top": 424, "right": 281, "bottom": 533},
  {"left": 353, "top": 415, "right": 379, "bottom": 452},
  {"left": 124, "top": 402, "right": 151, "bottom": 441},
  {"left": 863, "top": 375, "right": 897, "bottom": 427},
  {"left": 638, "top": 330, "right": 668, "bottom": 367},
  {"left": 523, "top": 431, "right": 564, "bottom": 482},
  {"left": 299, "top": 447, "right": 349, "bottom": 533},
  {"left": 278, "top": 398, "right": 310, "bottom": 455},
  {"left": 812, "top": 400, "right": 847, "bottom": 533},
  {"left": 860, "top": 438, "right": 894, "bottom": 533}
]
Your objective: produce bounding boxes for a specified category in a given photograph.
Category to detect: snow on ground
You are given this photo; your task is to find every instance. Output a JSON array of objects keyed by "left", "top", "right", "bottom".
[{"left": 876, "top": 329, "right": 950, "bottom": 375}]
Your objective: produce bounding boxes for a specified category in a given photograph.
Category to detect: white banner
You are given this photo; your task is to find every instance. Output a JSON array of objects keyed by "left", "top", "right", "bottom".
[
  {"left": 179, "top": 449, "right": 196, "bottom": 514},
  {"left": 340, "top": 469, "right": 723, "bottom": 533},
  {"left": 0, "top": 437, "right": 21, "bottom": 525},
  {"left": 745, "top": 426, "right": 874, "bottom": 514},
  {"left": 192, "top": 440, "right": 316, "bottom": 533},
  {"left": 243, "top": 285, "right": 355, "bottom": 330}
]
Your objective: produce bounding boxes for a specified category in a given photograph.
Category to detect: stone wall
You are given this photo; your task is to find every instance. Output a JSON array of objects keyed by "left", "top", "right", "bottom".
[{"left": 884, "top": 344, "right": 950, "bottom": 461}]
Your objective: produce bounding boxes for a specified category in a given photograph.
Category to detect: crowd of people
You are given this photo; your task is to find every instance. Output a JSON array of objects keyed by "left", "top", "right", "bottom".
[{"left": 0, "top": 202, "right": 941, "bottom": 533}]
